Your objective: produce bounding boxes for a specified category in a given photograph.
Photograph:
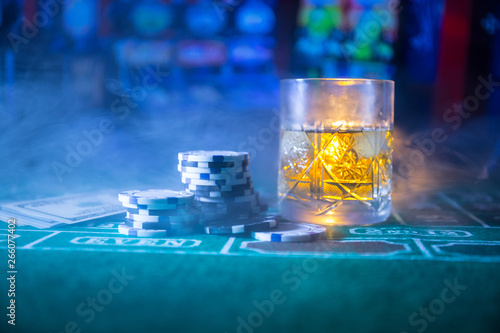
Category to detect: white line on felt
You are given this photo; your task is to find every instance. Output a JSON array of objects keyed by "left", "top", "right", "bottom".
[
  {"left": 220, "top": 237, "right": 236, "bottom": 254},
  {"left": 21, "top": 231, "right": 61, "bottom": 249},
  {"left": 413, "top": 238, "right": 433, "bottom": 258}
]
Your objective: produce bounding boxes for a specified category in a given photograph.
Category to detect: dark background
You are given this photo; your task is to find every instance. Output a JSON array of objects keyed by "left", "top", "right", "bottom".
[{"left": 0, "top": 0, "right": 499, "bottom": 203}]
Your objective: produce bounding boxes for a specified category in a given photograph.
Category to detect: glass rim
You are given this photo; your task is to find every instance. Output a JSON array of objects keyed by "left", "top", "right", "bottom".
[{"left": 280, "top": 78, "right": 394, "bottom": 84}]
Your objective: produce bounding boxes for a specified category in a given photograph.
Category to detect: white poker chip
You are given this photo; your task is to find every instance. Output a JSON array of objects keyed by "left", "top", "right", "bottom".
[
  {"left": 179, "top": 160, "right": 249, "bottom": 168},
  {"left": 126, "top": 207, "right": 193, "bottom": 216},
  {"left": 196, "top": 200, "right": 260, "bottom": 209},
  {"left": 118, "top": 189, "right": 194, "bottom": 205},
  {"left": 200, "top": 205, "right": 261, "bottom": 215},
  {"left": 121, "top": 201, "right": 189, "bottom": 210},
  {"left": 196, "top": 193, "right": 258, "bottom": 204},
  {"left": 204, "top": 216, "right": 278, "bottom": 235},
  {"left": 126, "top": 211, "right": 200, "bottom": 223},
  {"left": 181, "top": 177, "right": 251, "bottom": 186},
  {"left": 177, "top": 165, "right": 248, "bottom": 174},
  {"left": 181, "top": 171, "right": 251, "bottom": 180},
  {"left": 188, "top": 188, "right": 254, "bottom": 198},
  {"left": 124, "top": 219, "right": 199, "bottom": 229},
  {"left": 251, "top": 222, "right": 326, "bottom": 242},
  {"left": 186, "top": 182, "right": 254, "bottom": 192},
  {"left": 118, "top": 223, "right": 196, "bottom": 238},
  {"left": 178, "top": 151, "right": 249, "bottom": 162}
]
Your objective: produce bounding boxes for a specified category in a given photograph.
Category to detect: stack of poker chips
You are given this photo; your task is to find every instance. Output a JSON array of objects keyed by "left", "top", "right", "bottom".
[
  {"left": 117, "top": 189, "right": 200, "bottom": 237},
  {"left": 178, "top": 150, "right": 266, "bottom": 222}
]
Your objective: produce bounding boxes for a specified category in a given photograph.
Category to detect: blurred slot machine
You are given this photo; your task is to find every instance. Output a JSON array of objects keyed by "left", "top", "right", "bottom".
[
  {"left": 113, "top": 0, "right": 174, "bottom": 110},
  {"left": 230, "top": 0, "right": 276, "bottom": 76},
  {"left": 292, "top": 0, "right": 398, "bottom": 79},
  {"left": 176, "top": 0, "right": 228, "bottom": 85},
  {"left": 61, "top": 0, "right": 107, "bottom": 108},
  {"left": 176, "top": 0, "right": 277, "bottom": 86}
]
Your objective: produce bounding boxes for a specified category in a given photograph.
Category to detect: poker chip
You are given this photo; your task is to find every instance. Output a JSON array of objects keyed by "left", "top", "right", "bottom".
[
  {"left": 179, "top": 160, "right": 249, "bottom": 168},
  {"left": 181, "top": 177, "right": 251, "bottom": 186},
  {"left": 201, "top": 213, "right": 258, "bottom": 223},
  {"left": 118, "top": 189, "right": 194, "bottom": 205},
  {"left": 116, "top": 189, "right": 200, "bottom": 238},
  {"left": 188, "top": 188, "right": 254, "bottom": 198},
  {"left": 196, "top": 193, "right": 258, "bottom": 203},
  {"left": 197, "top": 200, "right": 260, "bottom": 209},
  {"left": 186, "top": 183, "right": 254, "bottom": 192},
  {"left": 177, "top": 165, "right": 249, "bottom": 174},
  {"left": 251, "top": 222, "right": 327, "bottom": 242},
  {"left": 181, "top": 171, "right": 251, "bottom": 180},
  {"left": 118, "top": 223, "right": 196, "bottom": 237},
  {"left": 177, "top": 150, "right": 269, "bottom": 226},
  {"left": 199, "top": 205, "right": 261, "bottom": 215},
  {"left": 126, "top": 211, "right": 200, "bottom": 223},
  {"left": 121, "top": 202, "right": 190, "bottom": 210},
  {"left": 204, "top": 216, "right": 278, "bottom": 235},
  {"left": 124, "top": 219, "right": 199, "bottom": 230},
  {"left": 179, "top": 151, "right": 249, "bottom": 162},
  {"left": 126, "top": 207, "right": 193, "bottom": 216}
]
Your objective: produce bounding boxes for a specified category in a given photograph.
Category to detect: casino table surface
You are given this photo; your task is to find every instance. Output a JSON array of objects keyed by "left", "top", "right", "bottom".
[{"left": 1, "top": 187, "right": 500, "bottom": 333}]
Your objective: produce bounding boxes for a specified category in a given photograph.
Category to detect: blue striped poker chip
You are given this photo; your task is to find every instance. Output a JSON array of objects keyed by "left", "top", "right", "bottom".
[
  {"left": 182, "top": 176, "right": 251, "bottom": 186},
  {"left": 188, "top": 188, "right": 255, "bottom": 198},
  {"left": 126, "top": 211, "right": 200, "bottom": 223},
  {"left": 177, "top": 165, "right": 249, "bottom": 174},
  {"left": 200, "top": 212, "right": 260, "bottom": 223},
  {"left": 186, "top": 182, "right": 254, "bottom": 192},
  {"left": 196, "top": 200, "right": 260, "bottom": 209},
  {"left": 200, "top": 207, "right": 261, "bottom": 217},
  {"left": 251, "top": 222, "right": 326, "bottom": 242},
  {"left": 118, "top": 190, "right": 194, "bottom": 205},
  {"left": 199, "top": 202, "right": 261, "bottom": 212},
  {"left": 196, "top": 192, "right": 259, "bottom": 204},
  {"left": 204, "top": 216, "right": 277, "bottom": 235},
  {"left": 181, "top": 171, "right": 251, "bottom": 181},
  {"left": 179, "top": 160, "right": 249, "bottom": 168},
  {"left": 178, "top": 151, "right": 249, "bottom": 162},
  {"left": 124, "top": 219, "right": 199, "bottom": 230},
  {"left": 199, "top": 204, "right": 261, "bottom": 216},
  {"left": 126, "top": 207, "right": 193, "bottom": 216},
  {"left": 118, "top": 223, "right": 196, "bottom": 237},
  {"left": 121, "top": 201, "right": 191, "bottom": 210}
]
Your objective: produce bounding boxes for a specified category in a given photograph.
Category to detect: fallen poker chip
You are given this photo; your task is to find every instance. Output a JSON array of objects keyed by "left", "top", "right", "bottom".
[
  {"left": 251, "top": 222, "right": 326, "bottom": 242},
  {"left": 126, "top": 211, "right": 200, "bottom": 223},
  {"left": 179, "top": 160, "right": 249, "bottom": 168},
  {"left": 178, "top": 151, "right": 249, "bottom": 162},
  {"left": 181, "top": 176, "right": 251, "bottom": 186},
  {"left": 118, "top": 189, "right": 194, "bottom": 205},
  {"left": 204, "top": 216, "right": 278, "bottom": 235},
  {"left": 118, "top": 223, "right": 196, "bottom": 237}
]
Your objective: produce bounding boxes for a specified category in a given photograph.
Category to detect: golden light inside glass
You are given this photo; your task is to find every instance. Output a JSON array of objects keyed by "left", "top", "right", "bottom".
[{"left": 279, "top": 79, "right": 394, "bottom": 225}]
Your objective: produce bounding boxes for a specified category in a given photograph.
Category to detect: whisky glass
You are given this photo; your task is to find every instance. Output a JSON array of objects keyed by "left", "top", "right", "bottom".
[{"left": 279, "top": 79, "right": 394, "bottom": 225}]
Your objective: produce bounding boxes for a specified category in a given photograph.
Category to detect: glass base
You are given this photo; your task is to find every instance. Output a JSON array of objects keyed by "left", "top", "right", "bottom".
[{"left": 279, "top": 197, "right": 391, "bottom": 226}]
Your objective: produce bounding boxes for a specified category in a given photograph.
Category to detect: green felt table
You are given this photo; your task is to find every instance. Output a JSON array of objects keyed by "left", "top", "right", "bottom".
[{"left": 1, "top": 189, "right": 500, "bottom": 333}]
